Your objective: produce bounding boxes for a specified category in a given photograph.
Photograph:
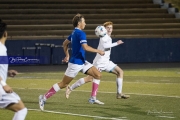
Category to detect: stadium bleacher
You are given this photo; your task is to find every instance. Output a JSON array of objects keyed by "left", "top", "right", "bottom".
[{"left": 0, "top": 0, "right": 180, "bottom": 40}]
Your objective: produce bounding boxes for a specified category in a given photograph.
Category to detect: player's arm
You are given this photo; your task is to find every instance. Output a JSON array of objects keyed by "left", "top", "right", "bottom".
[
  {"left": 82, "top": 43, "right": 104, "bottom": 56},
  {"left": 0, "top": 76, "right": 13, "bottom": 93},
  {"left": 62, "top": 39, "right": 71, "bottom": 63},
  {"left": 103, "top": 40, "right": 124, "bottom": 49},
  {"left": 80, "top": 32, "right": 104, "bottom": 55}
]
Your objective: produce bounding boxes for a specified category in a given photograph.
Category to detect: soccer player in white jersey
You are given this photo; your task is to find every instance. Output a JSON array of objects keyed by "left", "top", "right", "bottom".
[
  {"left": 0, "top": 21, "right": 28, "bottom": 120},
  {"left": 66, "top": 21, "right": 130, "bottom": 99},
  {"left": 39, "top": 13, "right": 105, "bottom": 111}
]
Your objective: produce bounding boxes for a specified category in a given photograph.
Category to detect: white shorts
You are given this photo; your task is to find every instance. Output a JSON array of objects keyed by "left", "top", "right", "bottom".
[
  {"left": 94, "top": 61, "right": 117, "bottom": 72},
  {"left": 0, "top": 92, "right": 21, "bottom": 108},
  {"left": 65, "top": 61, "right": 93, "bottom": 78}
]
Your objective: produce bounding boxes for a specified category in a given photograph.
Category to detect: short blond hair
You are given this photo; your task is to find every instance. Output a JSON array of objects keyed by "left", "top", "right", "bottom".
[{"left": 103, "top": 21, "right": 113, "bottom": 27}]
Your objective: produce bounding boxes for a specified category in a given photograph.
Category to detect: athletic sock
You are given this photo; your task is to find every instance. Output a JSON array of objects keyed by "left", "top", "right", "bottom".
[
  {"left": 44, "top": 83, "right": 60, "bottom": 100},
  {"left": 116, "top": 78, "right": 123, "bottom": 94},
  {"left": 91, "top": 79, "right": 100, "bottom": 100},
  {"left": 70, "top": 78, "right": 85, "bottom": 90},
  {"left": 13, "top": 107, "right": 28, "bottom": 120}
]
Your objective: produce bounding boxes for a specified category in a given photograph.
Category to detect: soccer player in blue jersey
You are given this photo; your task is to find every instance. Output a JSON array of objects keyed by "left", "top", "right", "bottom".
[
  {"left": 39, "top": 13, "right": 105, "bottom": 111},
  {"left": 66, "top": 21, "right": 130, "bottom": 99}
]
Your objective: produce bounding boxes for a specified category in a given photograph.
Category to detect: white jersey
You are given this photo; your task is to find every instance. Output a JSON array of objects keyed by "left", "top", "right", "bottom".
[
  {"left": 0, "top": 42, "right": 21, "bottom": 108},
  {"left": 93, "top": 34, "right": 118, "bottom": 68},
  {"left": 0, "top": 42, "right": 8, "bottom": 94}
]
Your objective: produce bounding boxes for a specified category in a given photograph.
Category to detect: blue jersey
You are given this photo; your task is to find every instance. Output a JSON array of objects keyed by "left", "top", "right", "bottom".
[{"left": 67, "top": 28, "right": 87, "bottom": 65}]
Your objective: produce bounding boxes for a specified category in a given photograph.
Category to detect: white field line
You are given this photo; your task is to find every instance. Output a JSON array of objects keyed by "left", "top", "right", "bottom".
[
  {"left": 28, "top": 109, "right": 128, "bottom": 120},
  {"left": 13, "top": 87, "right": 180, "bottom": 99},
  {"left": 123, "top": 82, "right": 180, "bottom": 84},
  {"left": 9, "top": 77, "right": 180, "bottom": 84},
  {"left": 156, "top": 116, "right": 175, "bottom": 119},
  {"left": 98, "top": 81, "right": 179, "bottom": 84}
]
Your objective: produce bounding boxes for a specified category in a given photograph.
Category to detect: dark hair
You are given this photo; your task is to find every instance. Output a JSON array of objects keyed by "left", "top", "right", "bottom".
[
  {"left": 72, "top": 13, "right": 84, "bottom": 27},
  {"left": 0, "top": 21, "right": 7, "bottom": 39}
]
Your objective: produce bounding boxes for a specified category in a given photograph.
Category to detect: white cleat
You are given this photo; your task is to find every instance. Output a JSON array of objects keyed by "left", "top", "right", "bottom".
[
  {"left": 65, "top": 85, "right": 72, "bottom": 99},
  {"left": 39, "top": 95, "right": 46, "bottom": 111},
  {"left": 88, "top": 98, "right": 104, "bottom": 105}
]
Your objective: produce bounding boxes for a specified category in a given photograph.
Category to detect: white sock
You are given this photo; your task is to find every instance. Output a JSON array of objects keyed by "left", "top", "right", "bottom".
[
  {"left": 53, "top": 83, "right": 61, "bottom": 92},
  {"left": 116, "top": 78, "right": 123, "bottom": 94},
  {"left": 70, "top": 78, "right": 85, "bottom": 90},
  {"left": 13, "top": 107, "right": 28, "bottom": 120}
]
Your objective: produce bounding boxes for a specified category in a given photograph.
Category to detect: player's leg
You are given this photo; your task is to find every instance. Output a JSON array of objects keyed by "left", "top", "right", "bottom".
[
  {"left": 108, "top": 62, "right": 130, "bottom": 99},
  {"left": 7, "top": 101, "right": 27, "bottom": 120},
  {"left": 43, "top": 64, "right": 79, "bottom": 99},
  {"left": 39, "top": 75, "right": 73, "bottom": 110},
  {"left": 70, "top": 75, "right": 93, "bottom": 91},
  {"left": 85, "top": 65, "right": 104, "bottom": 105},
  {"left": 2, "top": 93, "right": 28, "bottom": 120},
  {"left": 39, "top": 63, "right": 82, "bottom": 110},
  {"left": 66, "top": 75, "right": 93, "bottom": 99},
  {"left": 44, "top": 75, "right": 73, "bottom": 100},
  {"left": 66, "top": 63, "right": 103, "bottom": 99}
]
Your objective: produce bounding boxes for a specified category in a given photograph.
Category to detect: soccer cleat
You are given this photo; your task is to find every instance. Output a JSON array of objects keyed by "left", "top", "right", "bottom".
[
  {"left": 39, "top": 95, "right": 46, "bottom": 111},
  {"left": 116, "top": 94, "right": 130, "bottom": 99},
  {"left": 88, "top": 98, "right": 104, "bottom": 105},
  {"left": 65, "top": 85, "right": 72, "bottom": 99}
]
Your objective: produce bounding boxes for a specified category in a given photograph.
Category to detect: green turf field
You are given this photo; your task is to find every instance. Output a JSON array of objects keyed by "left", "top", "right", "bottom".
[{"left": 0, "top": 67, "right": 180, "bottom": 120}]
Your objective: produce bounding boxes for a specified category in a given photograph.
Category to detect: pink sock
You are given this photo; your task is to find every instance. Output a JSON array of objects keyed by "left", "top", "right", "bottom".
[
  {"left": 91, "top": 79, "right": 100, "bottom": 98},
  {"left": 44, "top": 83, "right": 60, "bottom": 99}
]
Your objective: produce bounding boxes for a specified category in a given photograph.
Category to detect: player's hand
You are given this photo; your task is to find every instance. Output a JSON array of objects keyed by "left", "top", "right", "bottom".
[
  {"left": 117, "top": 40, "right": 124, "bottom": 45},
  {"left": 3, "top": 85, "right": 13, "bottom": 93},
  {"left": 62, "top": 56, "right": 69, "bottom": 63},
  {"left": 8, "top": 70, "right": 18, "bottom": 77},
  {"left": 99, "top": 50, "right": 105, "bottom": 56}
]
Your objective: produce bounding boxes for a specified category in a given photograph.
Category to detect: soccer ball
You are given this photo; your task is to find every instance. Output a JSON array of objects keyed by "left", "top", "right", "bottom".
[{"left": 95, "top": 26, "right": 107, "bottom": 37}]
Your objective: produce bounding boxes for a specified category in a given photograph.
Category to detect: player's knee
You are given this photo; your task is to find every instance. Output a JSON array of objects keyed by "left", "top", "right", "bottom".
[
  {"left": 9, "top": 101, "right": 26, "bottom": 112},
  {"left": 18, "top": 101, "right": 26, "bottom": 111},
  {"left": 120, "top": 69, "right": 123, "bottom": 75},
  {"left": 94, "top": 73, "right": 102, "bottom": 79},
  {"left": 117, "top": 69, "right": 123, "bottom": 76}
]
